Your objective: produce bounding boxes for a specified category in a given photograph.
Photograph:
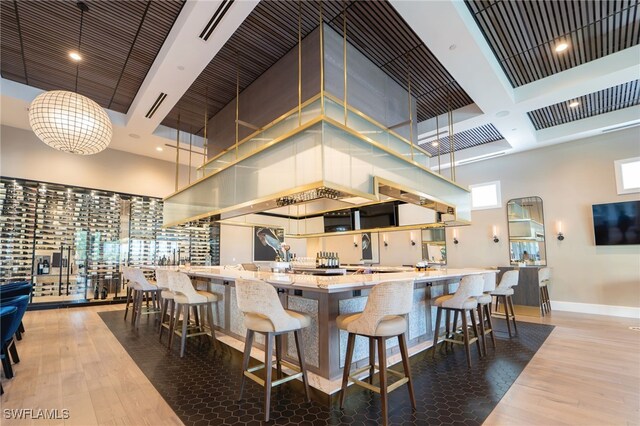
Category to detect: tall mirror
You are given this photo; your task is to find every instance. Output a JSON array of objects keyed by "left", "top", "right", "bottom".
[
  {"left": 507, "top": 197, "right": 547, "bottom": 265},
  {"left": 421, "top": 227, "right": 447, "bottom": 265}
]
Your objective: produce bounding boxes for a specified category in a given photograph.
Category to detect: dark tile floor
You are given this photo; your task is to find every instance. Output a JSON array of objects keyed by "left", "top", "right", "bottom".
[{"left": 99, "top": 311, "right": 553, "bottom": 425}]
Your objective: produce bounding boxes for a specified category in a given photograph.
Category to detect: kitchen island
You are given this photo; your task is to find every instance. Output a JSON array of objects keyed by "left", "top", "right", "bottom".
[{"left": 152, "top": 266, "right": 495, "bottom": 393}]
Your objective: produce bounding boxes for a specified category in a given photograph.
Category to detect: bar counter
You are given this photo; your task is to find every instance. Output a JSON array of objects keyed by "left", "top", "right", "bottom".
[{"left": 151, "top": 266, "right": 495, "bottom": 390}]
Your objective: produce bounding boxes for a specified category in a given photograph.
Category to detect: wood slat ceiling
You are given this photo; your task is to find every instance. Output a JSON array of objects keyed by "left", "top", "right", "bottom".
[
  {"left": 0, "top": 0, "right": 185, "bottom": 114},
  {"left": 527, "top": 79, "right": 640, "bottom": 130},
  {"left": 418, "top": 123, "right": 504, "bottom": 156},
  {"left": 465, "top": 0, "right": 640, "bottom": 87},
  {"left": 163, "top": 0, "right": 473, "bottom": 134}
]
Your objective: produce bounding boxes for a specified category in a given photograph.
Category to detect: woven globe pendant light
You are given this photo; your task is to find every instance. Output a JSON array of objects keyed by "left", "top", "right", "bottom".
[
  {"left": 28, "top": 1, "right": 112, "bottom": 155},
  {"left": 28, "top": 90, "right": 112, "bottom": 155}
]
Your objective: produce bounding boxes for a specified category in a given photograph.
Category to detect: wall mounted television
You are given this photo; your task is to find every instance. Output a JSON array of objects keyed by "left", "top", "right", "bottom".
[{"left": 592, "top": 201, "right": 640, "bottom": 245}]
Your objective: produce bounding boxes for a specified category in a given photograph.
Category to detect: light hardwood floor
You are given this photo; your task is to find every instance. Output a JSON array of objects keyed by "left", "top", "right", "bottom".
[
  {"left": 485, "top": 311, "right": 640, "bottom": 426},
  {"left": 1, "top": 305, "right": 638, "bottom": 425},
  {"left": 1, "top": 305, "right": 182, "bottom": 426}
]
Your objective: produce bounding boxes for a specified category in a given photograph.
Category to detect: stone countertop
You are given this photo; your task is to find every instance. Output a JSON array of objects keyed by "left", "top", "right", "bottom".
[{"left": 149, "top": 266, "right": 496, "bottom": 293}]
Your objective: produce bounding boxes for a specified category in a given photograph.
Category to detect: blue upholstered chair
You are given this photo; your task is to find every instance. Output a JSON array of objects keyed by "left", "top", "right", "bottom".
[
  {"left": 0, "top": 282, "right": 32, "bottom": 339},
  {"left": 1, "top": 294, "right": 30, "bottom": 366},
  {"left": 0, "top": 306, "right": 19, "bottom": 382}
]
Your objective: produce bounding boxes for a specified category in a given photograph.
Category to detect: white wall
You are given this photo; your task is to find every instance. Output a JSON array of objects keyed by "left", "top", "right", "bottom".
[
  {"left": 0, "top": 125, "right": 190, "bottom": 198},
  {"left": 447, "top": 127, "right": 640, "bottom": 309},
  {"left": 219, "top": 223, "right": 308, "bottom": 265},
  {"left": 306, "top": 229, "right": 423, "bottom": 266}
]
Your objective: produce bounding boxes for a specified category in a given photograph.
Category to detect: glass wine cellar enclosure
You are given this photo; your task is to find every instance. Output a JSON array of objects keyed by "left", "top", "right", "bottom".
[{"left": 0, "top": 177, "right": 220, "bottom": 306}]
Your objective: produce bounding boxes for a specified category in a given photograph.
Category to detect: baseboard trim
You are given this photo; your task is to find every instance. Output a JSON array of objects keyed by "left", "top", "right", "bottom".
[{"left": 551, "top": 301, "right": 640, "bottom": 319}]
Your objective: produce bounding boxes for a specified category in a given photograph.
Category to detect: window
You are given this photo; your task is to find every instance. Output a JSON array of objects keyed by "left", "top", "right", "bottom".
[
  {"left": 615, "top": 157, "right": 640, "bottom": 195},
  {"left": 470, "top": 181, "right": 501, "bottom": 210}
]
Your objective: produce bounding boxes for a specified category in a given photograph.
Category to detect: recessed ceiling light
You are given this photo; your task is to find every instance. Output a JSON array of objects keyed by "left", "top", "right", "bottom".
[
  {"left": 177, "top": 65, "right": 185, "bottom": 71},
  {"left": 554, "top": 42, "right": 569, "bottom": 53},
  {"left": 496, "top": 110, "right": 510, "bottom": 118},
  {"left": 156, "top": 147, "right": 163, "bottom": 152},
  {"left": 431, "top": 141, "right": 439, "bottom": 147},
  {"left": 568, "top": 101, "right": 580, "bottom": 108},
  {"left": 449, "top": 44, "right": 457, "bottom": 51},
  {"left": 69, "top": 51, "right": 82, "bottom": 61},
  {"left": 128, "top": 133, "right": 140, "bottom": 139}
]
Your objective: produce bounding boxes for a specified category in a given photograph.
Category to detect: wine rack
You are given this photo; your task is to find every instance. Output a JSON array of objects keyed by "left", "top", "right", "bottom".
[
  {"left": 33, "top": 183, "right": 91, "bottom": 298},
  {"left": 0, "top": 180, "right": 37, "bottom": 284},
  {"left": 86, "top": 191, "right": 121, "bottom": 300},
  {"left": 128, "top": 197, "right": 162, "bottom": 268},
  {"left": 0, "top": 177, "right": 219, "bottom": 306}
]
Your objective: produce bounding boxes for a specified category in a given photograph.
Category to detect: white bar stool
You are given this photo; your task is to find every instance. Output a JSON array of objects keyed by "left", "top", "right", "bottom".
[
  {"left": 491, "top": 270, "right": 519, "bottom": 337},
  {"left": 235, "top": 278, "right": 311, "bottom": 423},
  {"left": 432, "top": 275, "right": 484, "bottom": 368},
  {"left": 123, "top": 267, "right": 161, "bottom": 328},
  {"left": 337, "top": 280, "right": 416, "bottom": 426},
  {"left": 156, "top": 270, "right": 176, "bottom": 346},
  {"left": 166, "top": 271, "right": 219, "bottom": 357},
  {"left": 538, "top": 267, "right": 551, "bottom": 316},
  {"left": 476, "top": 272, "right": 497, "bottom": 356}
]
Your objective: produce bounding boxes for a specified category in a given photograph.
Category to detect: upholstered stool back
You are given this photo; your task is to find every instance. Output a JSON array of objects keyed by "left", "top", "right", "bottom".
[
  {"left": 442, "top": 275, "right": 483, "bottom": 310},
  {"left": 343, "top": 280, "right": 413, "bottom": 336},
  {"left": 235, "top": 278, "right": 303, "bottom": 332}
]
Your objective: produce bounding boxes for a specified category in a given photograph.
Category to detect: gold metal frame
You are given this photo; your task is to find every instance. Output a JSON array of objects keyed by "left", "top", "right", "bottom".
[
  {"left": 321, "top": 115, "right": 468, "bottom": 191},
  {"left": 374, "top": 176, "right": 458, "bottom": 216},
  {"left": 164, "top": 116, "right": 324, "bottom": 201},
  {"left": 165, "top": 112, "right": 468, "bottom": 226},
  {"left": 289, "top": 222, "right": 452, "bottom": 239},
  {"left": 323, "top": 92, "right": 432, "bottom": 159},
  {"left": 197, "top": 94, "right": 322, "bottom": 172},
  {"left": 163, "top": 180, "right": 328, "bottom": 228}
]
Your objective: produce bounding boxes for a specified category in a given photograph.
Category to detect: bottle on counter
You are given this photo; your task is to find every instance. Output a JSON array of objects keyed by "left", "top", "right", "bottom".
[
  {"left": 315, "top": 252, "right": 320, "bottom": 268},
  {"left": 42, "top": 259, "right": 50, "bottom": 274},
  {"left": 37, "top": 258, "right": 43, "bottom": 275}
]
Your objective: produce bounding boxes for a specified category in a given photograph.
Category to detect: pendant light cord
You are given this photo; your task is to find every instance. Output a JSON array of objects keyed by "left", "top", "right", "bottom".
[{"left": 75, "top": 1, "right": 88, "bottom": 93}]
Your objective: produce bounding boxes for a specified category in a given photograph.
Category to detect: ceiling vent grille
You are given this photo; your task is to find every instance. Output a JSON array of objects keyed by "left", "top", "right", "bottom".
[
  {"left": 199, "top": 0, "right": 234, "bottom": 41},
  {"left": 457, "top": 151, "right": 506, "bottom": 165},
  {"left": 145, "top": 92, "right": 167, "bottom": 119}
]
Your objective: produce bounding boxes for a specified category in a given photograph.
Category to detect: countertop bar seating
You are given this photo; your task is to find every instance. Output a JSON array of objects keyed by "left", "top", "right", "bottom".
[
  {"left": 337, "top": 280, "right": 416, "bottom": 426},
  {"left": 431, "top": 275, "right": 484, "bottom": 368},
  {"left": 235, "top": 278, "right": 311, "bottom": 422},
  {"left": 148, "top": 265, "right": 497, "bottom": 394}
]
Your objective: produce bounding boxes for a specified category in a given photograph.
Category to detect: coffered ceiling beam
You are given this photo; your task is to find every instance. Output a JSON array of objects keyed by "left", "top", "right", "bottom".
[
  {"left": 391, "top": 0, "right": 639, "bottom": 161},
  {"left": 125, "top": 0, "right": 258, "bottom": 136}
]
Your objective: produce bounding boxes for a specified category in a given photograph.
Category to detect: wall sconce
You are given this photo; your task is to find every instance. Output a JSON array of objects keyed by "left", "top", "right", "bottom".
[
  {"left": 383, "top": 234, "right": 388, "bottom": 247},
  {"left": 353, "top": 236, "right": 358, "bottom": 247},
  {"left": 557, "top": 221, "right": 565, "bottom": 241},
  {"left": 410, "top": 232, "right": 416, "bottom": 246},
  {"left": 452, "top": 229, "right": 459, "bottom": 245},
  {"left": 492, "top": 226, "right": 499, "bottom": 243}
]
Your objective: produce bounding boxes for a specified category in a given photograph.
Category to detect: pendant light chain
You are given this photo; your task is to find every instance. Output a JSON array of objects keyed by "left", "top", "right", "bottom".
[
  {"left": 436, "top": 114, "right": 441, "bottom": 175},
  {"left": 75, "top": 1, "right": 88, "bottom": 93},
  {"left": 298, "top": 0, "right": 302, "bottom": 126},
  {"left": 203, "top": 86, "right": 208, "bottom": 167}
]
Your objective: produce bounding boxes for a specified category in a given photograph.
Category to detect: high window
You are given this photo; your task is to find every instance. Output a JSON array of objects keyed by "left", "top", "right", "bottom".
[
  {"left": 469, "top": 181, "right": 501, "bottom": 210},
  {"left": 615, "top": 157, "right": 640, "bottom": 195}
]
